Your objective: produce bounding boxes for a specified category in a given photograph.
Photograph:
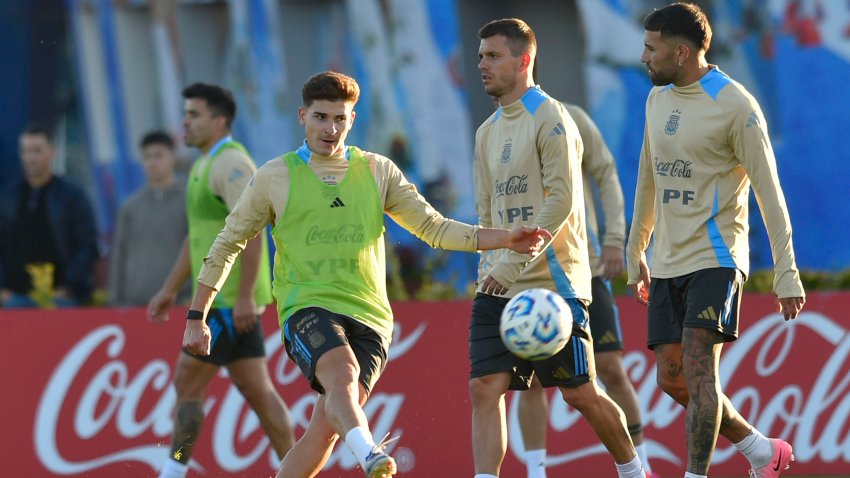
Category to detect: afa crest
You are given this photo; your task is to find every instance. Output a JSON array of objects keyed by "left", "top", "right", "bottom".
[
  {"left": 501, "top": 139, "right": 513, "bottom": 164},
  {"left": 665, "top": 109, "right": 681, "bottom": 135}
]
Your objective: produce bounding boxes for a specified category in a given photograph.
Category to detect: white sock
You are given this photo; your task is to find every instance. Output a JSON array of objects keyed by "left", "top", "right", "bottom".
[
  {"left": 614, "top": 454, "right": 644, "bottom": 478},
  {"left": 474, "top": 475, "right": 499, "bottom": 478},
  {"left": 345, "top": 426, "right": 377, "bottom": 469},
  {"left": 684, "top": 473, "right": 707, "bottom": 478},
  {"left": 635, "top": 442, "right": 652, "bottom": 472},
  {"left": 524, "top": 448, "right": 547, "bottom": 478},
  {"left": 734, "top": 428, "right": 773, "bottom": 468},
  {"left": 159, "top": 458, "right": 188, "bottom": 478}
]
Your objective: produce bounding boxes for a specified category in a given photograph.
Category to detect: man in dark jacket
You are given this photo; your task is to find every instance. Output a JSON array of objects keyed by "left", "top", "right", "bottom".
[{"left": 0, "top": 126, "right": 99, "bottom": 307}]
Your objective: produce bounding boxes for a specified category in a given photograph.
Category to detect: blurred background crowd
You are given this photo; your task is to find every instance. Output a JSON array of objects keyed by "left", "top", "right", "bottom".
[{"left": 1, "top": 0, "right": 849, "bottom": 308}]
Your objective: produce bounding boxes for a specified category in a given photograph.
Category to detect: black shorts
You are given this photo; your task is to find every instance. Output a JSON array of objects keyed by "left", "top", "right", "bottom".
[
  {"left": 588, "top": 277, "right": 624, "bottom": 353},
  {"left": 469, "top": 292, "right": 593, "bottom": 390},
  {"left": 182, "top": 308, "right": 266, "bottom": 366},
  {"left": 283, "top": 307, "right": 389, "bottom": 395},
  {"left": 647, "top": 268, "right": 743, "bottom": 349}
]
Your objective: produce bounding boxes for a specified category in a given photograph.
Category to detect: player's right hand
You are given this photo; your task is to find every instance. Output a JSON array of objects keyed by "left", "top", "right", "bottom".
[
  {"left": 629, "top": 258, "right": 651, "bottom": 306},
  {"left": 183, "top": 320, "right": 212, "bottom": 356},
  {"left": 481, "top": 274, "right": 508, "bottom": 295},
  {"left": 147, "top": 289, "right": 175, "bottom": 324}
]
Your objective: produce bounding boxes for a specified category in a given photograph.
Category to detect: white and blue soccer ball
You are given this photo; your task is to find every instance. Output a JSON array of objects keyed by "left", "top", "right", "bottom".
[{"left": 499, "top": 288, "right": 573, "bottom": 361}]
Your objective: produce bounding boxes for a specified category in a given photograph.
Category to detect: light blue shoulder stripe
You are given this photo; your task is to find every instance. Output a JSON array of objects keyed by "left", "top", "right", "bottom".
[
  {"left": 706, "top": 187, "right": 737, "bottom": 268},
  {"left": 700, "top": 68, "right": 732, "bottom": 102},
  {"left": 521, "top": 86, "right": 548, "bottom": 116},
  {"left": 492, "top": 107, "right": 502, "bottom": 123},
  {"left": 295, "top": 141, "right": 311, "bottom": 163}
]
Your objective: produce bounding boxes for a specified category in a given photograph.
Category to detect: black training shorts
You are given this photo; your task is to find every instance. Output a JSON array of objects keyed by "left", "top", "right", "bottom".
[
  {"left": 469, "top": 292, "right": 593, "bottom": 390},
  {"left": 588, "top": 277, "right": 624, "bottom": 353},
  {"left": 647, "top": 267, "right": 743, "bottom": 349},
  {"left": 283, "top": 307, "right": 389, "bottom": 395},
  {"left": 182, "top": 308, "right": 266, "bottom": 366}
]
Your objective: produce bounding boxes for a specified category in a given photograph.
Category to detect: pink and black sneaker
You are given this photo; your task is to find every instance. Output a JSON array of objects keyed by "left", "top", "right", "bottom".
[{"left": 748, "top": 438, "right": 794, "bottom": 478}]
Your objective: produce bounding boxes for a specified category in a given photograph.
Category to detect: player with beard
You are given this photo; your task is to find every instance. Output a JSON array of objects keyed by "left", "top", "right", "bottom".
[{"left": 629, "top": 4, "right": 805, "bottom": 478}]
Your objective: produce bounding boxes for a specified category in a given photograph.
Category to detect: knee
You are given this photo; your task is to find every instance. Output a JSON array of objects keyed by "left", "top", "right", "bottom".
[
  {"left": 469, "top": 376, "right": 506, "bottom": 409},
  {"left": 173, "top": 374, "right": 206, "bottom": 401},
  {"left": 596, "top": 355, "right": 627, "bottom": 388},
  {"left": 656, "top": 373, "right": 688, "bottom": 406},
  {"left": 231, "top": 377, "right": 271, "bottom": 404},
  {"left": 559, "top": 382, "right": 597, "bottom": 412},
  {"left": 322, "top": 362, "right": 361, "bottom": 398}
]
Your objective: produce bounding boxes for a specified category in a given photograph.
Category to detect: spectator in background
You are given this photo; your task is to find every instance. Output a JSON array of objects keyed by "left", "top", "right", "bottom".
[
  {"left": 0, "top": 125, "right": 99, "bottom": 308},
  {"left": 108, "top": 130, "right": 190, "bottom": 306}
]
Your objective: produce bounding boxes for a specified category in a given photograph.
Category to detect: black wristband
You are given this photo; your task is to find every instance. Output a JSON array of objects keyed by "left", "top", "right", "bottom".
[{"left": 186, "top": 309, "right": 204, "bottom": 321}]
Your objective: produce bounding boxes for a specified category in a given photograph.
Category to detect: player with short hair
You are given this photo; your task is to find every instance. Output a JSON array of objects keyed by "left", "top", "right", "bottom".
[
  {"left": 516, "top": 103, "right": 657, "bottom": 478},
  {"left": 148, "top": 82, "right": 294, "bottom": 478},
  {"left": 470, "top": 18, "right": 649, "bottom": 478},
  {"left": 180, "top": 71, "right": 551, "bottom": 478},
  {"left": 628, "top": 4, "right": 805, "bottom": 478}
]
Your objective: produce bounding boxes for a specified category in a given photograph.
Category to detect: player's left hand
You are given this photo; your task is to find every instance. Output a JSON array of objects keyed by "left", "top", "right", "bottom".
[
  {"left": 147, "top": 288, "right": 176, "bottom": 324},
  {"left": 233, "top": 295, "right": 258, "bottom": 333},
  {"left": 508, "top": 226, "right": 552, "bottom": 257},
  {"left": 600, "top": 246, "right": 625, "bottom": 280},
  {"left": 776, "top": 296, "right": 805, "bottom": 321},
  {"left": 481, "top": 275, "right": 508, "bottom": 295}
]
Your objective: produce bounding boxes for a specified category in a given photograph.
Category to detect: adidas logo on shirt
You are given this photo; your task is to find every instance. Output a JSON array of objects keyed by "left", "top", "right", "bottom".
[
  {"left": 550, "top": 122, "right": 566, "bottom": 136},
  {"left": 330, "top": 197, "right": 346, "bottom": 208}
]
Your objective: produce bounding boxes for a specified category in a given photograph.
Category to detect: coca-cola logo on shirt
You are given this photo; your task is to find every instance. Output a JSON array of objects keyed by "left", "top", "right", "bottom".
[
  {"left": 495, "top": 175, "right": 529, "bottom": 198},
  {"left": 654, "top": 157, "right": 693, "bottom": 178},
  {"left": 305, "top": 224, "right": 365, "bottom": 245}
]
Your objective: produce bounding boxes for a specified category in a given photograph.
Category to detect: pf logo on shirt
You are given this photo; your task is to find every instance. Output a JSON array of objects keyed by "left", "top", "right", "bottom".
[{"left": 665, "top": 109, "right": 681, "bottom": 135}]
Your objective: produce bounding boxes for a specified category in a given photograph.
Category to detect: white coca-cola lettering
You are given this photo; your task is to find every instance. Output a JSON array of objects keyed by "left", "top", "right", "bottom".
[
  {"left": 389, "top": 322, "right": 428, "bottom": 360},
  {"left": 35, "top": 319, "right": 427, "bottom": 474},
  {"left": 506, "top": 312, "right": 850, "bottom": 468},
  {"left": 35, "top": 326, "right": 171, "bottom": 473},
  {"left": 32, "top": 309, "right": 850, "bottom": 475}
]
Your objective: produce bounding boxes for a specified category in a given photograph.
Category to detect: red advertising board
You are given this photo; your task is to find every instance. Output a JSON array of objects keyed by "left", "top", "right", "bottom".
[{"left": 1, "top": 293, "right": 849, "bottom": 477}]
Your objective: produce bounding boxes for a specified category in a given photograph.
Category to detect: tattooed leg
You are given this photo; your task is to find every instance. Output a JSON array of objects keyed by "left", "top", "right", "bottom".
[
  {"left": 681, "top": 327, "right": 724, "bottom": 475},
  {"left": 167, "top": 353, "right": 219, "bottom": 464},
  {"left": 170, "top": 400, "right": 205, "bottom": 464},
  {"left": 655, "top": 343, "right": 758, "bottom": 448}
]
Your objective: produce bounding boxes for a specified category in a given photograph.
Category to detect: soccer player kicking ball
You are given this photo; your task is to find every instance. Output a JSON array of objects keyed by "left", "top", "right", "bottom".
[
  {"left": 181, "top": 71, "right": 551, "bottom": 478},
  {"left": 628, "top": 4, "right": 805, "bottom": 478}
]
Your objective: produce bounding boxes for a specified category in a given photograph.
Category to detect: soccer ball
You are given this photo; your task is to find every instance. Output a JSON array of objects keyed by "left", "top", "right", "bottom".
[{"left": 499, "top": 288, "right": 573, "bottom": 360}]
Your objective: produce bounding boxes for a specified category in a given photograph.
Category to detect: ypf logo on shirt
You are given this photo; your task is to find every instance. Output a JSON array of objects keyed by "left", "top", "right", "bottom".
[{"left": 665, "top": 109, "right": 681, "bottom": 135}]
